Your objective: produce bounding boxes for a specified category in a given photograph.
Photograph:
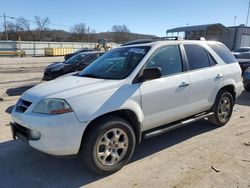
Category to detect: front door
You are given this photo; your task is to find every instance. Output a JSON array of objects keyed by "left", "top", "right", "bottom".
[{"left": 139, "top": 45, "right": 191, "bottom": 131}]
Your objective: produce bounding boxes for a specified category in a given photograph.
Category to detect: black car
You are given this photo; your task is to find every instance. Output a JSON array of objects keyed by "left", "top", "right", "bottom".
[
  {"left": 237, "top": 59, "right": 250, "bottom": 74},
  {"left": 243, "top": 67, "right": 250, "bottom": 91},
  {"left": 64, "top": 48, "right": 94, "bottom": 60},
  {"left": 43, "top": 51, "right": 104, "bottom": 81}
]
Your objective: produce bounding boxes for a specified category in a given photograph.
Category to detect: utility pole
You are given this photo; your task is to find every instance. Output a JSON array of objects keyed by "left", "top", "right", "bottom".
[
  {"left": 87, "top": 26, "right": 90, "bottom": 43},
  {"left": 3, "top": 13, "right": 8, "bottom": 40},
  {"left": 234, "top": 16, "right": 237, "bottom": 26},
  {"left": 246, "top": 0, "right": 250, "bottom": 26}
]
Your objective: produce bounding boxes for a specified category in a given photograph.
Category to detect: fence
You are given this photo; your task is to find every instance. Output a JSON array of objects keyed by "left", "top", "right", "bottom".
[{"left": 0, "top": 40, "right": 119, "bottom": 56}]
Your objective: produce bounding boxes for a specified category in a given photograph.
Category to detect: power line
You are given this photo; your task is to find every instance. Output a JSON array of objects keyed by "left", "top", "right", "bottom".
[{"left": 0, "top": 13, "right": 73, "bottom": 29}]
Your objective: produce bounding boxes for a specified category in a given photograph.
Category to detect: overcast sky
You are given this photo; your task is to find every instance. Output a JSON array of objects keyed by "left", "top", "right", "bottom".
[{"left": 0, "top": 0, "right": 249, "bottom": 36}]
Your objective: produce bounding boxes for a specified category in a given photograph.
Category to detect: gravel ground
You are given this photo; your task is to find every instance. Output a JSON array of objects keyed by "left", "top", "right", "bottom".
[{"left": 0, "top": 57, "right": 250, "bottom": 188}]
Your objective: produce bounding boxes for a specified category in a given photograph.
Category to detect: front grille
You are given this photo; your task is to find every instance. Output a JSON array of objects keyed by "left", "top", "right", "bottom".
[{"left": 16, "top": 99, "right": 32, "bottom": 113}]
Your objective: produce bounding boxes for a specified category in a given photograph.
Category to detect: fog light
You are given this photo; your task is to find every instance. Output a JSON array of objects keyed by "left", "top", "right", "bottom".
[{"left": 29, "top": 130, "right": 41, "bottom": 140}]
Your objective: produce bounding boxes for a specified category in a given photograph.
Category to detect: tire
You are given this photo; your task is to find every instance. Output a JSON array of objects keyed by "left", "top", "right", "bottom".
[
  {"left": 81, "top": 116, "right": 136, "bottom": 174},
  {"left": 208, "top": 90, "right": 234, "bottom": 126},
  {"left": 244, "top": 84, "right": 250, "bottom": 91}
]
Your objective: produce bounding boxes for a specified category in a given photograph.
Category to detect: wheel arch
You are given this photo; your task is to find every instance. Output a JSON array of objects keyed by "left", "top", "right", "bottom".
[
  {"left": 80, "top": 109, "right": 142, "bottom": 152},
  {"left": 217, "top": 85, "right": 236, "bottom": 103}
]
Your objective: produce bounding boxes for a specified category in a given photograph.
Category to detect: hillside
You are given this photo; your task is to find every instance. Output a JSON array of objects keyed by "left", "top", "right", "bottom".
[{"left": 0, "top": 30, "right": 157, "bottom": 44}]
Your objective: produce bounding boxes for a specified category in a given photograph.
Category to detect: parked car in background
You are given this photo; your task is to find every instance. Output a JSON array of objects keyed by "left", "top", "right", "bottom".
[
  {"left": 237, "top": 59, "right": 250, "bottom": 74},
  {"left": 43, "top": 51, "right": 104, "bottom": 81},
  {"left": 232, "top": 47, "right": 250, "bottom": 59},
  {"left": 243, "top": 67, "right": 250, "bottom": 91},
  {"left": 64, "top": 48, "right": 94, "bottom": 60},
  {"left": 11, "top": 39, "right": 243, "bottom": 174}
]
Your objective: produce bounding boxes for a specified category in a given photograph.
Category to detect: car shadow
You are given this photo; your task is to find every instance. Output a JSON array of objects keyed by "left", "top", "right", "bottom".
[
  {"left": 236, "top": 90, "right": 250, "bottom": 106},
  {"left": 0, "top": 120, "right": 218, "bottom": 188},
  {"left": 132, "top": 120, "right": 217, "bottom": 161},
  {"left": 5, "top": 84, "right": 36, "bottom": 96}
]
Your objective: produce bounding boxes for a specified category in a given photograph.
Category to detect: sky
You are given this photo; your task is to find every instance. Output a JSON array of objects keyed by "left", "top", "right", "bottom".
[{"left": 0, "top": 0, "right": 249, "bottom": 36}]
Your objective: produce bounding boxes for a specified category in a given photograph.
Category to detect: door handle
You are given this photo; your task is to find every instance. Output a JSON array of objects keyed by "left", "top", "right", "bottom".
[
  {"left": 179, "top": 82, "right": 190, "bottom": 87},
  {"left": 215, "top": 74, "right": 223, "bottom": 79}
]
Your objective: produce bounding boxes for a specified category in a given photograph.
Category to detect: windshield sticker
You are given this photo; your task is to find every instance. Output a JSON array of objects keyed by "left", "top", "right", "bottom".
[{"left": 128, "top": 48, "right": 146, "bottom": 54}]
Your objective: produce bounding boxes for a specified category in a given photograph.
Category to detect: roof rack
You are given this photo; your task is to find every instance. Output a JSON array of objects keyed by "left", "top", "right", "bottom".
[
  {"left": 121, "top": 39, "right": 154, "bottom": 46},
  {"left": 152, "top": 36, "right": 184, "bottom": 40},
  {"left": 121, "top": 36, "right": 183, "bottom": 46},
  {"left": 121, "top": 36, "right": 205, "bottom": 46},
  {"left": 185, "top": 36, "right": 206, "bottom": 41}
]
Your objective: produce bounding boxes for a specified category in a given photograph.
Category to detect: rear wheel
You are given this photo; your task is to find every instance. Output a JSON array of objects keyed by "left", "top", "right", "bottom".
[
  {"left": 81, "top": 116, "right": 136, "bottom": 174},
  {"left": 208, "top": 90, "right": 234, "bottom": 126}
]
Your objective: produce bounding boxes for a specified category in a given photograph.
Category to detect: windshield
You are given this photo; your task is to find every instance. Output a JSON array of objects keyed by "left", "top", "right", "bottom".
[
  {"left": 235, "top": 48, "right": 250, "bottom": 53},
  {"left": 64, "top": 53, "right": 86, "bottom": 64},
  {"left": 79, "top": 46, "right": 150, "bottom": 79}
]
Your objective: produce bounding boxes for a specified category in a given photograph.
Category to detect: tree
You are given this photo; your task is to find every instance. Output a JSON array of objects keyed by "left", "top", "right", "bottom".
[
  {"left": 111, "top": 25, "right": 130, "bottom": 43},
  {"left": 5, "top": 21, "right": 20, "bottom": 40},
  {"left": 34, "top": 16, "right": 50, "bottom": 41},
  {"left": 111, "top": 25, "right": 130, "bottom": 33},
  {"left": 70, "top": 23, "right": 87, "bottom": 41},
  {"left": 17, "top": 17, "right": 31, "bottom": 32}
]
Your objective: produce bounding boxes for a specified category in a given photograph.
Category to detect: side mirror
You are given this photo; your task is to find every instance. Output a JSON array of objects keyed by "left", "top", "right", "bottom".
[{"left": 142, "top": 67, "right": 161, "bottom": 81}]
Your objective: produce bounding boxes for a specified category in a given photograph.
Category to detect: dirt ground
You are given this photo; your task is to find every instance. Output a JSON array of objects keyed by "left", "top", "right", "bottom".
[{"left": 0, "top": 57, "right": 250, "bottom": 188}]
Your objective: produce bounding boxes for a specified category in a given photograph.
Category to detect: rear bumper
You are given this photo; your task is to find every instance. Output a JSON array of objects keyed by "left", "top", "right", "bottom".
[{"left": 235, "top": 81, "right": 244, "bottom": 98}]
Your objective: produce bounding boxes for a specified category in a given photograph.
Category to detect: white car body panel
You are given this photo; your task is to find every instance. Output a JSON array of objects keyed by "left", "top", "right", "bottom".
[
  {"left": 139, "top": 73, "right": 191, "bottom": 130},
  {"left": 186, "top": 65, "right": 224, "bottom": 116}
]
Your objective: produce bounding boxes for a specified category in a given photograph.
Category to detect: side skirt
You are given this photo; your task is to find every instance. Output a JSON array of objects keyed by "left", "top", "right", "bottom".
[{"left": 143, "top": 112, "right": 214, "bottom": 139}]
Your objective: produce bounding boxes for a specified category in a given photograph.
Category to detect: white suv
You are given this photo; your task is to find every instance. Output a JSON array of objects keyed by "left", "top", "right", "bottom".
[{"left": 11, "top": 38, "right": 243, "bottom": 174}]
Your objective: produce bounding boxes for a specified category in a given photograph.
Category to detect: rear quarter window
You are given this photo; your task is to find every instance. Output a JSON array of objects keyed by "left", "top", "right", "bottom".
[{"left": 208, "top": 43, "right": 236, "bottom": 64}]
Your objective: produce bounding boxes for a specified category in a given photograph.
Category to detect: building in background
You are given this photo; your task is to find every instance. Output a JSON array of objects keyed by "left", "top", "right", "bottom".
[{"left": 166, "top": 23, "right": 250, "bottom": 50}]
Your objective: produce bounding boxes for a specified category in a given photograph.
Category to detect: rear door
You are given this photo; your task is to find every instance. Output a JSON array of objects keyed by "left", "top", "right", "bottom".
[{"left": 183, "top": 44, "right": 223, "bottom": 116}]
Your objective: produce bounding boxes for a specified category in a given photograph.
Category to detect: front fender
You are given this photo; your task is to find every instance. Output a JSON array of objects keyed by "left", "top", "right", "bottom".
[{"left": 67, "top": 84, "right": 143, "bottom": 127}]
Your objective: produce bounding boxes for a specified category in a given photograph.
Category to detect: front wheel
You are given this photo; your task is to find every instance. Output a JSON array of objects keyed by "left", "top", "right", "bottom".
[
  {"left": 81, "top": 116, "right": 136, "bottom": 174},
  {"left": 208, "top": 90, "right": 234, "bottom": 126}
]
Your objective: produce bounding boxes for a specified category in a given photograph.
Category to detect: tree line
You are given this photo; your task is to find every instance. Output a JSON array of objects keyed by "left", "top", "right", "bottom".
[{"left": 0, "top": 16, "right": 155, "bottom": 43}]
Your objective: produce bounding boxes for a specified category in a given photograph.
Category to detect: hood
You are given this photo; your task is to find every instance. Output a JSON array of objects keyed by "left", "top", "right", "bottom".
[
  {"left": 46, "top": 62, "right": 69, "bottom": 70},
  {"left": 21, "top": 75, "right": 123, "bottom": 103}
]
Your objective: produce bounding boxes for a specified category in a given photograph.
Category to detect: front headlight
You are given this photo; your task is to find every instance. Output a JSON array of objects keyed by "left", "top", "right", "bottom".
[{"left": 33, "top": 98, "right": 73, "bottom": 114}]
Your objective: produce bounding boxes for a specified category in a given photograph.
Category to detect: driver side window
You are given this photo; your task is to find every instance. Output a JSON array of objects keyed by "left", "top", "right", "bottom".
[{"left": 146, "top": 45, "right": 183, "bottom": 77}]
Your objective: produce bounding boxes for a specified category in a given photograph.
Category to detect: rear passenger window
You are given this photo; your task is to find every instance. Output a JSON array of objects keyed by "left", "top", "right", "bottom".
[
  {"left": 184, "top": 44, "right": 210, "bottom": 70},
  {"left": 208, "top": 54, "right": 217, "bottom": 66},
  {"left": 146, "top": 45, "right": 182, "bottom": 76},
  {"left": 208, "top": 43, "right": 236, "bottom": 64}
]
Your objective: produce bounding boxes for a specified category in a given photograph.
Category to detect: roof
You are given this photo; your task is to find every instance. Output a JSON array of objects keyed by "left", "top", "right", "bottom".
[
  {"left": 79, "top": 51, "right": 104, "bottom": 55},
  {"left": 167, "top": 23, "right": 229, "bottom": 33}
]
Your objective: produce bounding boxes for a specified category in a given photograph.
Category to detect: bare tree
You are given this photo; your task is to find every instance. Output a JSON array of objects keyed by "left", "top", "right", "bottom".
[
  {"left": 71, "top": 23, "right": 86, "bottom": 41},
  {"left": 17, "top": 17, "right": 31, "bottom": 31},
  {"left": 112, "top": 25, "right": 130, "bottom": 33},
  {"left": 34, "top": 16, "right": 50, "bottom": 41},
  {"left": 5, "top": 21, "right": 20, "bottom": 40},
  {"left": 111, "top": 25, "right": 130, "bottom": 43}
]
